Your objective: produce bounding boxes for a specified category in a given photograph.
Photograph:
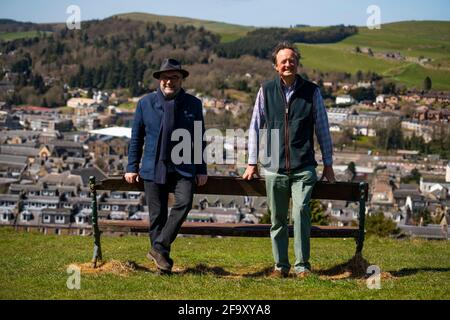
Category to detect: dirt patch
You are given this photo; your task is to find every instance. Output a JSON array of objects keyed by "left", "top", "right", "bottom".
[
  {"left": 69, "top": 260, "right": 152, "bottom": 276},
  {"left": 316, "top": 253, "right": 395, "bottom": 280}
]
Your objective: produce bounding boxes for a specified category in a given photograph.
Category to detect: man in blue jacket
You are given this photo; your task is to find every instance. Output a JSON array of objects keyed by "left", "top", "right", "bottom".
[{"left": 125, "top": 58, "right": 208, "bottom": 274}]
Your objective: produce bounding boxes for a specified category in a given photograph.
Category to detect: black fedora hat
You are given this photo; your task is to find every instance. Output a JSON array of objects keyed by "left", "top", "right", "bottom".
[{"left": 153, "top": 58, "right": 189, "bottom": 79}]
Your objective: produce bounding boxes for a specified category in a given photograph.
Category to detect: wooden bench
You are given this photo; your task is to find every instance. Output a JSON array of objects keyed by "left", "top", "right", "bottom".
[{"left": 89, "top": 176, "right": 369, "bottom": 267}]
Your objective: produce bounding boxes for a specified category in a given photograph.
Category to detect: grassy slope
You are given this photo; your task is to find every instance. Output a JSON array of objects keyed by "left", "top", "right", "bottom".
[
  {"left": 0, "top": 31, "right": 49, "bottom": 41},
  {"left": 115, "top": 12, "right": 254, "bottom": 43},
  {"left": 1, "top": 227, "right": 449, "bottom": 300},
  {"left": 299, "top": 21, "right": 450, "bottom": 90}
]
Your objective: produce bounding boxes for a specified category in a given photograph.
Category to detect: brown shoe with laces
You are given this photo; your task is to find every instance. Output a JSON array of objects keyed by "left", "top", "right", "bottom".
[
  {"left": 147, "top": 248, "right": 172, "bottom": 272},
  {"left": 268, "top": 269, "right": 290, "bottom": 278}
]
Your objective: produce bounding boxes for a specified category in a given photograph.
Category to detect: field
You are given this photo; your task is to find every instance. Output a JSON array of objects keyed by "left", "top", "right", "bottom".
[
  {"left": 0, "top": 31, "right": 50, "bottom": 41},
  {"left": 1, "top": 227, "right": 449, "bottom": 300},
  {"left": 299, "top": 21, "right": 450, "bottom": 90}
]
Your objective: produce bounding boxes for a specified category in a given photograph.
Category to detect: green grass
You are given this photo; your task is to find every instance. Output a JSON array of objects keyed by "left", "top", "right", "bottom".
[
  {"left": 0, "top": 31, "right": 52, "bottom": 41},
  {"left": 297, "top": 21, "right": 450, "bottom": 90},
  {"left": 299, "top": 43, "right": 404, "bottom": 74},
  {"left": 117, "top": 102, "right": 137, "bottom": 111},
  {"left": 1, "top": 227, "right": 449, "bottom": 300}
]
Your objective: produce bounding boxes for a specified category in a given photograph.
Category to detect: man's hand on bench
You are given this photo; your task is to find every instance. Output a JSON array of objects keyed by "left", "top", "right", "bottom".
[
  {"left": 124, "top": 172, "right": 140, "bottom": 184},
  {"left": 320, "top": 165, "right": 336, "bottom": 183},
  {"left": 242, "top": 164, "right": 260, "bottom": 180}
]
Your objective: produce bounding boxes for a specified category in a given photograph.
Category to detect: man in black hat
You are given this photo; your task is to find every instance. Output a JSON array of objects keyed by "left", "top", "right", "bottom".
[{"left": 125, "top": 58, "right": 208, "bottom": 274}]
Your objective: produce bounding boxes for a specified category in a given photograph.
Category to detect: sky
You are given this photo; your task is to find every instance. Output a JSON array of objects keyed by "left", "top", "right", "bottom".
[{"left": 1, "top": 0, "right": 450, "bottom": 27}]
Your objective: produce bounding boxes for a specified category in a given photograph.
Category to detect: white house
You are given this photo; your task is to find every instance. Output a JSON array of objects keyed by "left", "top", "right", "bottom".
[
  {"left": 336, "top": 95, "right": 356, "bottom": 106},
  {"left": 67, "top": 98, "right": 97, "bottom": 108}
]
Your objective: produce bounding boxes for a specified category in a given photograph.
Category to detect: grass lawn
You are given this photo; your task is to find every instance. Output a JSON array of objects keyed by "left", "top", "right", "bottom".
[{"left": 0, "top": 227, "right": 449, "bottom": 300}]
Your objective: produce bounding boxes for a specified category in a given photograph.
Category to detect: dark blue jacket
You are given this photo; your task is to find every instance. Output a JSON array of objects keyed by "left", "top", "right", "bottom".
[{"left": 126, "top": 91, "right": 207, "bottom": 181}]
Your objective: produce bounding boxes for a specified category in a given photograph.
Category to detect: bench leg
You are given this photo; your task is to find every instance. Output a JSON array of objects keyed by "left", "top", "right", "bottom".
[
  {"left": 356, "top": 182, "right": 367, "bottom": 255},
  {"left": 90, "top": 176, "right": 102, "bottom": 268}
]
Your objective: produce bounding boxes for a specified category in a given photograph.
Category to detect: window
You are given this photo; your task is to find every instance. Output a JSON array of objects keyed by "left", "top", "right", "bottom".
[
  {"left": 43, "top": 215, "right": 51, "bottom": 223},
  {"left": 55, "top": 215, "right": 65, "bottom": 224},
  {"left": 101, "top": 205, "right": 111, "bottom": 211},
  {"left": 112, "top": 205, "right": 119, "bottom": 211},
  {"left": 76, "top": 216, "right": 87, "bottom": 224}
]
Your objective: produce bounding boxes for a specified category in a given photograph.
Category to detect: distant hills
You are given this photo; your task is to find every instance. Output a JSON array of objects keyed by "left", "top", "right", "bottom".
[{"left": 1, "top": 13, "right": 450, "bottom": 90}]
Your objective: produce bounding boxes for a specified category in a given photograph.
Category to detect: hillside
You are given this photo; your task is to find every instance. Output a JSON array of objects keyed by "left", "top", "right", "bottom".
[
  {"left": 0, "top": 227, "right": 449, "bottom": 299},
  {"left": 1, "top": 15, "right": 450, "bottom": 103},
  {"left": 298, "top": 21, "right": 450, "bottom": 90},
  {"left": 115, "top": 12, "right": 255, "bottom": 43}
]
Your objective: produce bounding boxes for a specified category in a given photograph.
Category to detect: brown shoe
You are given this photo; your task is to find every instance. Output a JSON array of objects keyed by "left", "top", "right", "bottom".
[
  {"left": 147, "top": 248, "right": 172, "bottom": 272},
  {"left": 296, "top": 270, "right": 312, "bottom": 279},
  {"left": 268, "top": 269, "right": 290, "bottom": 278}
]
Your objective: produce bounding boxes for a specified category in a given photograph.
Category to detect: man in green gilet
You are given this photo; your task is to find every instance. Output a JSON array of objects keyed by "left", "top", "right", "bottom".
[{"left": 243, "top": 42, "right": 336, "bottom": 278}]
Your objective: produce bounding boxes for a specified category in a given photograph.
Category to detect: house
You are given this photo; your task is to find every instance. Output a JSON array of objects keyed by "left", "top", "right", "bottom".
[
  {"left": 187, "top": 207, "right": 243, "bottom": 224},
  {"left": 327, "top": 108, "right": 354, "bottom": 124},
  {"left": 336, "top": 95, "right": 356, "bottom": 106},
  {"left": 41, "top": 208, "right": 72, "bottom": 225},
  {"left": 67, "top": 98, "right": 97, "bottom": 109},
  {"left": 24, "top": 114, "right": 74, "bottom": 132},
  {"left": 413, "top": 106, "right": 429, "bottom": 121},
  {"left": 371, "top": 180, "right": 394, "bottom": 208},
  {"left": 0, "top": 194, "right": 20, "bottom": 225},
  {"left": 40, "top": 172, "right": 84, "bottom": 188},
  {"left": 0, "top": 155, "right": 28, "bottom": 178},
  {"left": 352, "top": 126, "right": 376, "bottom": 137},
  {"left": 325, "top": 201, "right": 359, "bottom": 227},
  {"left": 0, "top": 111, "right": 23, "bottom": 130},
  {"left": 71, "top": 166, "right": 108, "bottom": 186},
  {"left": 88, "top": 139, "right": 110, "bottom": 159},
  {"left": 393, "top": 184, "right": 426, "bottom": 212},
  {"left": 109, "top": 138, "right": 129, "bottom": 157},
  {"left": 420, "top": 176, "right": 450, "bottom": 197},
  {"left": 46, "top": 140, "right": 85, "bottom": 158}
]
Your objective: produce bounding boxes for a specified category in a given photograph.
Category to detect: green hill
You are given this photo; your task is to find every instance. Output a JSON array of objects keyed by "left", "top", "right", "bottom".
[
  {"left": 298, "top": 21, "right": 450, "bottom": 90},
  {"left": 115, "top": 12, "right": 254, "bottom": 43},
  {"left": 1, "top": 227, "right": 449, "bottom": 299}
]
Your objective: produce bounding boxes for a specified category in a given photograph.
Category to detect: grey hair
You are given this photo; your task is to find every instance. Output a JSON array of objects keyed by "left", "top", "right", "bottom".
[{"left": 271, "top": 41, "right": 301, "bottom": 65}]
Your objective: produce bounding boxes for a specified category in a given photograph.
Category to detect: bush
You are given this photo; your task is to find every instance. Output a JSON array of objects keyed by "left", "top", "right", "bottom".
[{"left": 366, "top": 212, "right": 399, "bottom": 237}]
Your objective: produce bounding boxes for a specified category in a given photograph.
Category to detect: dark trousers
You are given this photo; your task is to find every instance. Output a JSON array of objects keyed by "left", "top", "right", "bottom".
[{"left": 144, "top": 173, "right": 195, "bottom": 256}]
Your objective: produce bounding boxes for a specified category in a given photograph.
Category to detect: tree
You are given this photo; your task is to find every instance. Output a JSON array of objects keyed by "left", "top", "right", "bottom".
[
  {"left": 423, "top": 76, "right": 432, "bottom": 91},
  {"left": 347, "top": 162, "right": 356, "bottom": 181},
  {"left": 310, "top": 200, "right": 329, "bottom": 226},
  {"left": 375, "top": 119, "right": 404, "bottom": 150},
  {"left": 356, "top": 70, "right": 363, "bottom": 82},
  {"left": 259, "top": 209, "right": 271, "bottom": 224},
  {"left": 366, "top": 212, "right": 399, "bottom": 237}
]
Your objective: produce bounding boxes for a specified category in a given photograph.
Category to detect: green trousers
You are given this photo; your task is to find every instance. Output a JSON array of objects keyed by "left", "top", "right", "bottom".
[{"left": 264, "top": 166, "right": 318, "bottom": 273}]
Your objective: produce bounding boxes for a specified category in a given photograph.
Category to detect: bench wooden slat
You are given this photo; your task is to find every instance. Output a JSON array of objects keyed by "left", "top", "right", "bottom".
[
  {"left": 96, "top": 176, "right": 368, "bottom": 202},
  {"left": 98, "top": 220, "right": 359, "bottom": 238}
]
